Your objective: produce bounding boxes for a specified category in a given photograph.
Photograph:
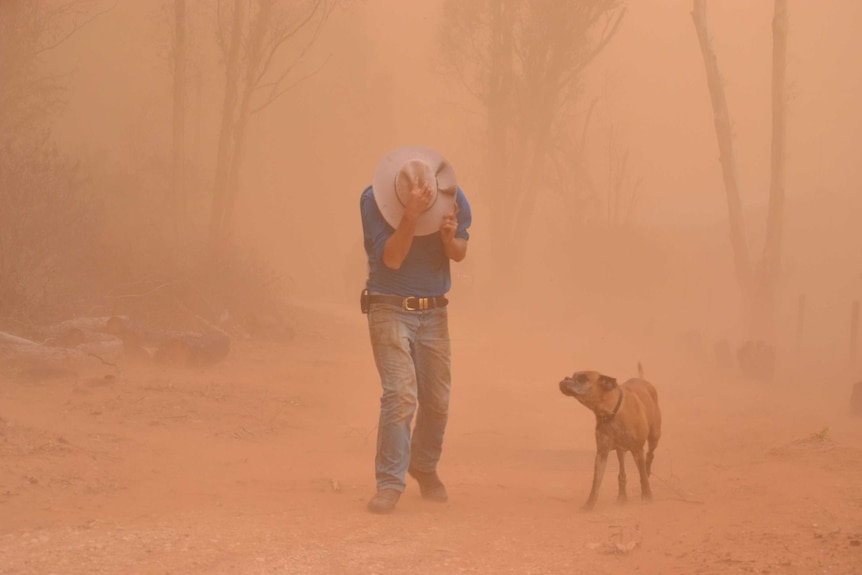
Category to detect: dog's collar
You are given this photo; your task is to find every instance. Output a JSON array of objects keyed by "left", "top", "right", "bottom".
[{"left": 596, "top": 388, "right": 624, "bottom": 426}]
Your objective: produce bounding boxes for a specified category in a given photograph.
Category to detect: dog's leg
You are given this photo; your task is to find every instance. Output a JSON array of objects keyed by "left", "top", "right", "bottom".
[
  {"left": 616, "top": 449, "right": 627, "bottom": 503},
  {"left": 646, "top": 436, "right": 658, "bottom": 477},
  {"left": 583, "top": 449, "right": 609, "bottom": 511},
  {"left": 632, "top": 446, "right": 653, "bottom": 501}
]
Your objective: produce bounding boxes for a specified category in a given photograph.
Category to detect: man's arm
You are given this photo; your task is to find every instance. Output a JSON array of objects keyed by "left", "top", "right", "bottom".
[
  {"left": 443, "top": 237, "right": 468, "bottom": 262},
  {"left": 382, "top": 211, "right": 419, "bottom": 269},
  {"left": 381, "top": 178, "right": 434, "bottom": 270}
]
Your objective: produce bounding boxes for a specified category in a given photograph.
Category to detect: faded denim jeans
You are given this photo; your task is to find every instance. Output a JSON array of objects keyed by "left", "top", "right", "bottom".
[{"left": 367, "top": 302, "right": 451, "bottom": 492}]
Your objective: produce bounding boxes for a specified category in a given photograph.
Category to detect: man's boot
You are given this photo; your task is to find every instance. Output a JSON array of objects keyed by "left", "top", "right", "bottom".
[
  {"left": 408, "top": 467, "right": 448, "bottom": 503},
  {"left": 367, "top": 489, "right": 401, "bottom": 514}
]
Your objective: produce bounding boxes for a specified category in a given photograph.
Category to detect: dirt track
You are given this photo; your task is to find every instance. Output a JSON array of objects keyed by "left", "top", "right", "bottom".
[{"left": 2, "top": 302, "right": 861, "bottom": 574}]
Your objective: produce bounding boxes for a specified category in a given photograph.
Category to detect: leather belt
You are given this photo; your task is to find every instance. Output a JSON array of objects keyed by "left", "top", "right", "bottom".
[{"left": 368, "top": 294, "right": 448, "bottom": 311}]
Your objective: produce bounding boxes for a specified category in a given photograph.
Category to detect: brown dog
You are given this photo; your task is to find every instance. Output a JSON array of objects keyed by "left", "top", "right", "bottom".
[{"left": 558, "top": 364, "right": 662, "bottom": 510}]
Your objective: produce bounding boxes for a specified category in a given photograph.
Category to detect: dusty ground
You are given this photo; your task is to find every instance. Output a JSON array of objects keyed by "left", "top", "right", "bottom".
[{"left": 2, "top": 301, "right": 861, "bottom": 575}]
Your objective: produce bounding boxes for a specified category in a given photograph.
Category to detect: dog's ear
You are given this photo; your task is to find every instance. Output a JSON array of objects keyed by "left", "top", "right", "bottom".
[{"left": 599, "top": 375, "right": 618, "bottom": 390}]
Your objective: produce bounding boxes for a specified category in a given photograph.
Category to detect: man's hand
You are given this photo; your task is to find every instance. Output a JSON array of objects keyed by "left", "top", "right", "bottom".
[
  {"left": 440, "top": 202, "right": 467, "bottom": 262},
  {"left": 440, "top": 201, "right": 459, "bottom": 244},
  {"left": 404, "top": 177, "right": 434, "bottom": 220}
]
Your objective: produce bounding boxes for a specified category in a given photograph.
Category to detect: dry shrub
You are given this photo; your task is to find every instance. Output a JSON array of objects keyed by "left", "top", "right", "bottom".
[{"left": 0, "top": 136, "right": 100, "bottom": 323}]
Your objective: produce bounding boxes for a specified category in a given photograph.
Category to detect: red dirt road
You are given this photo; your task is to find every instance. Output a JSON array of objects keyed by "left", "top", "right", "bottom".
[{"left": 2, "top": 302, "right": 861, "bottom": 574}]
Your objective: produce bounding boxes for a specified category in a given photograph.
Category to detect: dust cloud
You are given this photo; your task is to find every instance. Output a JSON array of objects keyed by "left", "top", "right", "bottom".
[
  {"left": 46, "top": 0, "right": 862, "bottom": 375},
  {"left": 3, "top": 1, "right": 862, "bottom": 573}
]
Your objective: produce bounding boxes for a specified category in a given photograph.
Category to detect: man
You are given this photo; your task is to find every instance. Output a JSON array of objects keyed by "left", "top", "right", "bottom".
[{"left": 360, "top": 145, "right": 472, "bottom": 514}]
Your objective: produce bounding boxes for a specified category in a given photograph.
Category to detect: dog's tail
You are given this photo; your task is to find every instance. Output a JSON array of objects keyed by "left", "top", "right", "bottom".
[{"left": 637, "top": 361, "right": 645, "bottom": 379}]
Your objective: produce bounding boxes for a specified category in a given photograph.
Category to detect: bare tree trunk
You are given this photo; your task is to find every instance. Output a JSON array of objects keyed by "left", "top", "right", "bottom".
[
  {"left": 756, "top": 0, "right": 788, "bottom": 339},
  {"left": 692, "top": 0, "right": 753, "bottom": 315},
  {"left": 209, "top": 0, "right": 243, "bottom": 254},
  {"left": 209, "top": 0, "right": 333, "bottom": 252},
  {"left": 693, "top": 0, "right": 789, "bottom": 350},
  {"left": 222, "top": 0, "right": 274, "bottom": 242},
  {"left": 486, "top": 0, "right": 516, "bottom": 292},
  {"left": 764, "top": 0, "right": 788, "bottom": 268},
  {"left": 192, "top": 73, "right": 202, "bottom": 194},
  {"left": 480, "top": 3, "right": 624, "bottom": 293},
  {"left": 171, "top": 0, "right": 187, "bottom": 250}
]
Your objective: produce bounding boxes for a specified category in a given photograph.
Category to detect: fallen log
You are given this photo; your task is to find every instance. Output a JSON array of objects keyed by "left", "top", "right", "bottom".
[
  {"left": 0, "top": 331, "right": 41, "bottom": 347},
  {"left": 1, "top": 314, "right": 230, "bottom": 374},
  {"left": 104, "top": 316, "right": 230, "bottom": 367},
  {"left": 36, "top": 316, "right": 123, "bottom": 348},
  {"left": 153, "top": 332, "right": 231, "bottom": 367},
  {"left": 0, "top": 340, "right": 123, "bottom": 380}
]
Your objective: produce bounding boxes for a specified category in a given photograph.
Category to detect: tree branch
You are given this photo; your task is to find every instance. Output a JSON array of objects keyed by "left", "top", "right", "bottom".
[{"left": 34, "top": 0, "right": 117, "bottom": 56}]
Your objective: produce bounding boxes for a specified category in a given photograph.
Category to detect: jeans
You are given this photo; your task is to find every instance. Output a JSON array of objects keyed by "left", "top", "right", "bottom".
[{"left": 367, "top": 302, "right": 451, "bottom": 492}]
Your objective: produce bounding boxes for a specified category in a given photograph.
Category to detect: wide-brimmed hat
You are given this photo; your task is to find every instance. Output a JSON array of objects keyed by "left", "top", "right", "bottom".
[{"left": 371, "top": 145, "right": 457, "bottom": 236}]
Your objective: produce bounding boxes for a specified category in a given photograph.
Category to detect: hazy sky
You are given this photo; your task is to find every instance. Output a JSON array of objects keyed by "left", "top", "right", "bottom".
[
  {"left": 46, "top": 1, "right": 862, "bottom": 350},
  {"left": 53, "top": 1, "right": 862, "bottom": 221}
]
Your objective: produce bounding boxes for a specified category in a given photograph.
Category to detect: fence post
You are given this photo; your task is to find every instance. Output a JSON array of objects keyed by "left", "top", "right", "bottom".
[
  {"left": 796, "top": 294, "right": 805, "bottom": 353},
  {"left": 851, "top": 300, "right": 859, "bottom": 366}
]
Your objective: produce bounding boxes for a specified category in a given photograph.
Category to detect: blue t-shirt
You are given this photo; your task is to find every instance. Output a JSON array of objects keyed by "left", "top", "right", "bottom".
[{"left": 360, "top": 186, "right": 472, "bottom": 297}]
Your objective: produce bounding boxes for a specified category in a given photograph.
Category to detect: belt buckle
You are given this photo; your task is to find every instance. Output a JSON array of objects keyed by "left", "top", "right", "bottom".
[{"left": 403, "top": 296, "right": 429, "bottom": 311}]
